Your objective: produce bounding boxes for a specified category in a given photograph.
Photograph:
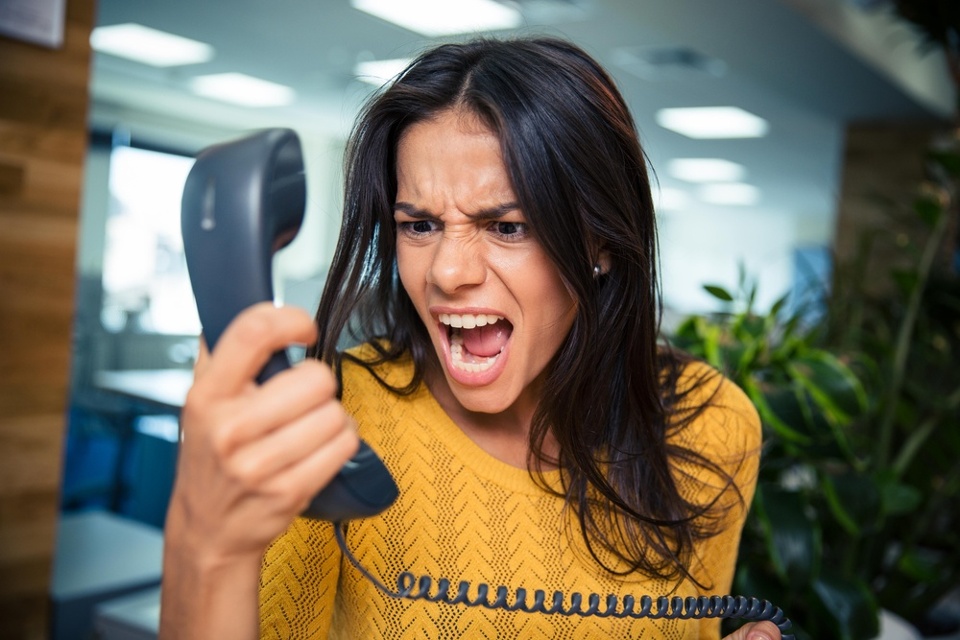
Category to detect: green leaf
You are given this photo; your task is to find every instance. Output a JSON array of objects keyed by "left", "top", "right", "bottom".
[
  {"left": 897, "top": 547, "right": 942, "bottom": 584},
  {"left": 703, "top": 284, "right": 735, "bottom": 302},
  {"left": 820, "top": 471, "right": 882, "bottom": 536},
  {"left": 876, "top": 472, "right": 922, "bottom": 517},
  {"left": 747, "top": 280, "right": 758, "bottom": 312},
  {"left": 744, "top": 380, "right": 812, "bottom": 444},
  {"left": 701, "top": 323, "right": 723, "bottom": 369},
  {"left": 754, "top": 485, "right": 821, "bottom": 585},
  {"left": 892, "top": 268, "right": 920, "bottom": 297},
  {"left": 788, "top": 351, "right": 866, "bottom": 420},
  {"left": 769, "top": 292, "right": 790, "bottom": 319},
  {"left": 810, "top": 572, "right": 879, "bottom": 640},
  {"left": 928, "top": 149, "right": 960, "bottom": 177},
  {"left": 914, "top": 193, "right": 943, "bottom": 227},
  {"left": 739, "top": 314, "right": 767, "bottom": 340}
]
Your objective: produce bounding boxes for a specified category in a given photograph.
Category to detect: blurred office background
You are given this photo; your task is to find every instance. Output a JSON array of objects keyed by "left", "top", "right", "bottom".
[{"left": 0, "top": 0, "right": 956, "bottom": 638}]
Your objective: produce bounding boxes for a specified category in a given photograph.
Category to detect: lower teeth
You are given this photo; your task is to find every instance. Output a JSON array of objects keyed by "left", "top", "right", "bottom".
[{"left": 450, "top": 332, "right": 500, "bottom": 373}]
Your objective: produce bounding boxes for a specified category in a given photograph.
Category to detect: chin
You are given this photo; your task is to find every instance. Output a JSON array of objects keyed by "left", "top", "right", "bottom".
[{"left": 443, "top": 377, "right": 516, "bottom": 415}]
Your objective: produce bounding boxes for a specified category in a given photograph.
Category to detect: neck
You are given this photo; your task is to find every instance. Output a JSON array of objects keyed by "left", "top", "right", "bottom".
[{"left": 423, "top": 365, "right": 559, "bottom": 469}]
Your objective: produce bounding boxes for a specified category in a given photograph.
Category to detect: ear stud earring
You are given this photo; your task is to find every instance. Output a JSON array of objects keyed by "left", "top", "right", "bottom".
[{"left": 593, "top": 264, "right": 602, "bottom": 277}]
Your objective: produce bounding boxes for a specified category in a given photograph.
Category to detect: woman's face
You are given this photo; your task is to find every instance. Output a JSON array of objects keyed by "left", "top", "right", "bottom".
[{"left": 394, "top": 109, "right": 577, "bottom": 418}]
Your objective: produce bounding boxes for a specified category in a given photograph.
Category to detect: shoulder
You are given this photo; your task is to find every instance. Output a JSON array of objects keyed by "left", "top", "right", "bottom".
[
  {"left": 666, "top": 359, "right": 762, "bottom": 507},
  {"left": 671, "top": 359, "right": 761, "bottom": 452},
  {"left": 339, "top": 342, "right": 417, "bottom": 393}
]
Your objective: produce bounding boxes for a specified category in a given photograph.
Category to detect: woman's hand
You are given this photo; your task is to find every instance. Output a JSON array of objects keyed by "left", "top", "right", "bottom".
[
  {"left": 722, "top": 621, "right": 782, "bottom": 640},
  {"left": 160, "top": 302, "right": 359, "bottom": 640}
]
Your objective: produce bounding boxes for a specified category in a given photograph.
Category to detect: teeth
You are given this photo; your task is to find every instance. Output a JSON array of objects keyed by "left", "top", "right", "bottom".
[
  {"left": 449, "top": 332, "right": 500, "bottom": 373},
  {"left": 439, "top": 313, "right": 503, "bottom": 328}
]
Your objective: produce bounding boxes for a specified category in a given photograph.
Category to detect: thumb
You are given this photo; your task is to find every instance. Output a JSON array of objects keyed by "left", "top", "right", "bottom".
[{"left": 722, "top": 621, "right": 781, "bottom": 640}]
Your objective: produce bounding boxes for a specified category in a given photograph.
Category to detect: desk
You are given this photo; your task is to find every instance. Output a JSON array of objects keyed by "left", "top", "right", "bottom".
[
  {"left": 93, "top": 369, "right": 193, "bottom": 412},
  {"left": 83, "top": 369, "right": 192, "bottom": 521},
  {"left": 95, "top": 587, "right": 161, "bottom": 640},
  {"left": 51, "top": 511, "right": 164, "bottom": 640}
]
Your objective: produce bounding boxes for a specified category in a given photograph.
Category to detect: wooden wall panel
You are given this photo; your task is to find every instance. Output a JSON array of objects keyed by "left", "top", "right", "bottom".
[
  {"left": 833, "top": 123, "right": 944, "bottom": 297},
  {"left": 0, "top": 0, "right": 97, "bottom": 638}
]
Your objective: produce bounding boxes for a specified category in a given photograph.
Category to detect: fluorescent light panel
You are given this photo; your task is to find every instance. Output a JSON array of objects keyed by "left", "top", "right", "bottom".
[
  {"left": 699, "top": 183, "right": 760, "bottom": 206},
  {"left": 656, "top": 106, "right": 768, "bottom": 139},
  {"left": 91, "top": 23, "right": 214, "bottom": 67},
  {"left": 655, "top": 187, "right": 690, "bottom": 211},
  {"left": 189, "top": 73, "right": 295, "bottom": 107},
  {"left": 351, "top": 0, "right": 522, "bottom": 36},
  {"left": 668, "top": 158, "right": 746, "bottom": 183},
  {"left": 355, "top": 58, "right": 412, "bottom": 86}
]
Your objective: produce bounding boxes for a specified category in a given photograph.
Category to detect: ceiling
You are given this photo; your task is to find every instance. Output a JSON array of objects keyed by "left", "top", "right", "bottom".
[{"left": 88, "top": 0, "right": 955, "bottom": 241}]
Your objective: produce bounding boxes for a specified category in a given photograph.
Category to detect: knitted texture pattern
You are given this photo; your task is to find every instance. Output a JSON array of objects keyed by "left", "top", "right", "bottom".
[{"left": 259, "top": 347, "right": 760, "bottom": 639}]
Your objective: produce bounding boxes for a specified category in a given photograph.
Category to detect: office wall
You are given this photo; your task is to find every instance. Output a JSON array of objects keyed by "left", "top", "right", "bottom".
[
  {"left": 0, "top": 0, "right": 96, "bottom": 637},
  {"left": 834, "top": 122, "right": 949, "bottom": 297}
]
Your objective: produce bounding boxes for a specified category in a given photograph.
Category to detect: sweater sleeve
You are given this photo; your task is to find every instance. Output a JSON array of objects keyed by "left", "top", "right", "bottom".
[
  {"left": 671, "top": 363, "right": 762, "bottom": 640},
  {"left": 259, "top": 517, "right": 341, "bottom": 639}
]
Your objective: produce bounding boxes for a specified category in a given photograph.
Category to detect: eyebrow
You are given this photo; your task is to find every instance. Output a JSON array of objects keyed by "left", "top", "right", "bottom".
[{"left": 393, "top": 201, "right": 520, "bottom": 221}]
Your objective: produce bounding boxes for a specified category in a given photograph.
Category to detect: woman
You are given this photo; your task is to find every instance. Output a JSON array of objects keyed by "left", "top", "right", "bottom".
[{"left": 160, "top": 37, "right": 780, "bottom": 639}]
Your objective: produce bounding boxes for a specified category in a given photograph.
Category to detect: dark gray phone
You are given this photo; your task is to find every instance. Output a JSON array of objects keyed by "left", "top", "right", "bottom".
[{"left": 181, "top": 128, "right": 398, "bottom": 522}]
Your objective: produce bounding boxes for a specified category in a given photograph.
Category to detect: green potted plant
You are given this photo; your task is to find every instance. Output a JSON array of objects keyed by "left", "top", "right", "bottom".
[
  {"left": 670, "top": 142, "right": 960, "bottom": 640},
  {"left": 672, "top": 271, "right": 877, "bottom": 640}
]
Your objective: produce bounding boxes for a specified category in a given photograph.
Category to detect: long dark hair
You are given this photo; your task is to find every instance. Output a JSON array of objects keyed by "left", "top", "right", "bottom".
[{"left": 311, "top": 37, "right": 737, "bottom": 586}]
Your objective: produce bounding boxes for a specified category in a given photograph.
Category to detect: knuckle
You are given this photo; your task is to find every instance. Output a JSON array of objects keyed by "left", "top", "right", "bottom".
[
  {"left": 182, "top": 385, "right": 208, "bottom": 414},
  {"left": 232, "top": 311, "right": 274, "bottom": 348},
  {"left": 224, "top": 452, "right": 268, "bottom": 491},
  {"left": 270, "top": 478, "right": 308, "bottom": 512},
  {"left": 299, "top": 360, "right": 337, "bottom": 396},
  {"left": 208, "top": 414, "right": 245, "bottom": 456},
  {"left": 315, "top": 403, "right": 350, "bottom": 438}
]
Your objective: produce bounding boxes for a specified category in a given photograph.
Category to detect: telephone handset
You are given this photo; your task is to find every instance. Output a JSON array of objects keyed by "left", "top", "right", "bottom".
[
  {"left": 181, "top": 129, "right": 794, "bottom": 639},
  {"left": 181, "top": 127, "right": 399, "bottom": 522}
]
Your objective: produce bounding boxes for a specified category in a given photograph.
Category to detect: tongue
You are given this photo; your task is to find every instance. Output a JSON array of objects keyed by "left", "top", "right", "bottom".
[{"left": 461, "top": 322, "right": 511, "bottom": 358}]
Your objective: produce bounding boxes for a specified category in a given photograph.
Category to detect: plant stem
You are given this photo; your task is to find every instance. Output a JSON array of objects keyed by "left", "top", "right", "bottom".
[
  {"left": 892, "top": 384, "right": 960, "bottom": 477},
  {"left": 875, "top": 200, "right": 952, "bottom": 468}
]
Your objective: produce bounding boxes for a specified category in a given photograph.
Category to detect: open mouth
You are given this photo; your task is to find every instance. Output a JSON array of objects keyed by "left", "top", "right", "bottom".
[{"left": 439, "top": 313, "right": 513, "bottom": 373}]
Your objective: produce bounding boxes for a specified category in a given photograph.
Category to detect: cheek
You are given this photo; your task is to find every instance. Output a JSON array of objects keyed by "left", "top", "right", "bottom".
[
  {"left": 527, "top": 257, "right": 574, "bottom": 315},
  {"left": 396, "top": 244, "right": 427, "bottom": 307}
]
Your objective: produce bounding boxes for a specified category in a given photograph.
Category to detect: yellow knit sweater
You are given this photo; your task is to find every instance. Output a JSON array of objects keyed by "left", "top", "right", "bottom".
[{"left": 259, "top": 347, "right": 760, "bottom": 639}]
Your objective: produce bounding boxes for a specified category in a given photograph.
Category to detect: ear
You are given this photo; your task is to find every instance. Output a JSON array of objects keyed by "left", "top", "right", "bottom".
[{"left": 595, "top": 249, "right": 611, "bottom": 275}]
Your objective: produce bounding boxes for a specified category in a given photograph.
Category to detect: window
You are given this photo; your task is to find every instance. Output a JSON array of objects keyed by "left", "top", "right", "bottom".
[{"left": 101, "top": 144, "right": 200, "bottom": 335}]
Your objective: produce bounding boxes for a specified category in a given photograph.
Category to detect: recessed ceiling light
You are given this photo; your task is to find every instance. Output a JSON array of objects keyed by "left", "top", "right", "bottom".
[
  {"left": 698, "top": 183, "right": 760, "bottom": 206},
  {"left": 656, "top": 106, "right": 769, "bottom": 139},
  {"left": 613, "top": 46, "right": 727, "bottom": 81},
  {"left": 655, "top": 187, "right": 690, "bottom": 211},
  {"left": 355, "top": 58, "right": 413, "bottom": 86},
  {"left": 668, "top": 158, "right": 746, "bottom": 183},
  {"left": 351, "top": 0, "right": 522, "bottom": 36},
  {"left": 189, "top": 73, "right": 295, "bottom": 108},
  {"left": 91, "top": 23, "right": 214, "bottom": 67}
]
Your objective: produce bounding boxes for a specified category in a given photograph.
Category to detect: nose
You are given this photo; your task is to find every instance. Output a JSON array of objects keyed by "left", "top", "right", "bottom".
[{"left": 427, "top": 232, "right": 486, "bottom": 293}]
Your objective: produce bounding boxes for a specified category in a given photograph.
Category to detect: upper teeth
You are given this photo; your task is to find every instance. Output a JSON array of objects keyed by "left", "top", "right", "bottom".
[{"left": 439, "top": 313, "right": 503, "bottom": 329}]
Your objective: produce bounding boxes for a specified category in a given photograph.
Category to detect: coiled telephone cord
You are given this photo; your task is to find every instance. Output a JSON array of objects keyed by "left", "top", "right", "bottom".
[{"left": 334, "top": 523, "right": 795, "bottom": 639}]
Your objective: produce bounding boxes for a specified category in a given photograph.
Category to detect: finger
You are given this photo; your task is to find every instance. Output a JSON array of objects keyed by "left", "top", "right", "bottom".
[
  {"left": 201, "top": 303, "right": 318, "bottom": 396},
  {"left": 748, "top": 621, "right": 781, "bottom": 640},
  {"left": 262, "top": 426, "right": 361, "bottom": 513},
  {"left": 229, "top": 400, "right": 354, "bottom": 485},
  {"left": 205, "top": 360, "right": 339, "bottom": 452},
  {"left": 722, "top": 621, "right": 781, "bottom": 640},
  {"left": 194, "top": 335, "right": 212, "bottom": 379},
  {"left": 251, "top": 359, "right": 339, "bottom": 430}
]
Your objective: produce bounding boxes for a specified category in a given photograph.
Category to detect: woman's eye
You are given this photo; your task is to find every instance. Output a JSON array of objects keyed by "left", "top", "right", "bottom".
[
  {"left": 492, "top": 221, "right": 528, "bottom": 239},
  {"left": 398, "top": 220, "right": 438, "bottom": 235}
]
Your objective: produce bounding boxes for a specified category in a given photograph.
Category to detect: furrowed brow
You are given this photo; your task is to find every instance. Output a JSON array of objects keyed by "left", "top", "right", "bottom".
[
  {"left": 392, "top": 201, "right": 521, "bottom": 220},
  {"left": 465, "top": 203, "right": 521, "bottom": 221},
  {"left": 393, "top": 202, "right": 435, "bottom": 219}
]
